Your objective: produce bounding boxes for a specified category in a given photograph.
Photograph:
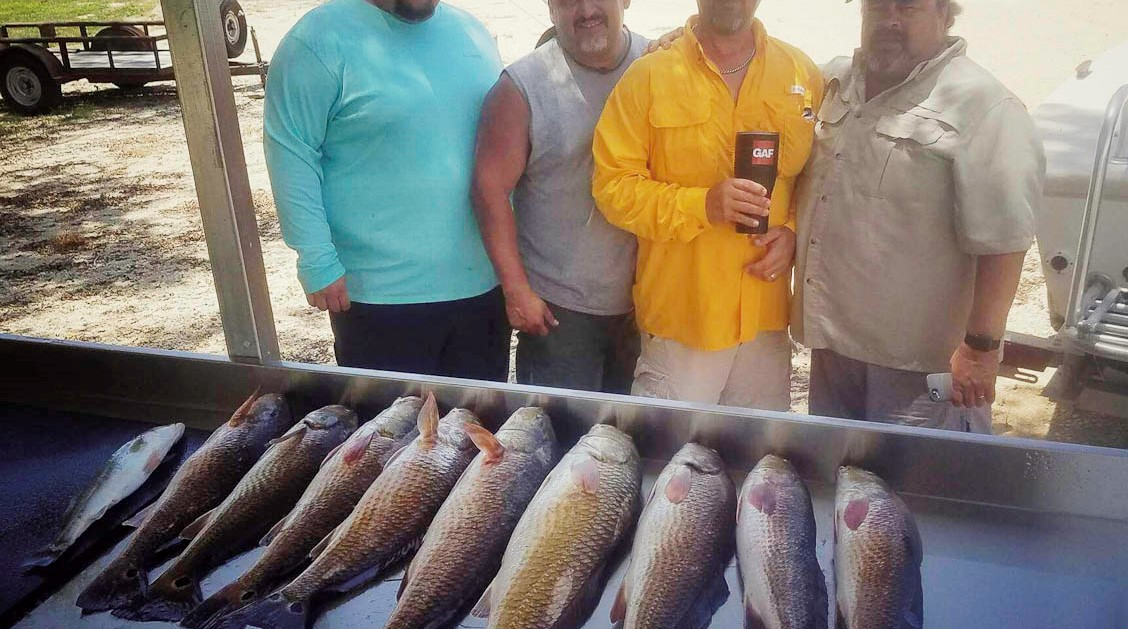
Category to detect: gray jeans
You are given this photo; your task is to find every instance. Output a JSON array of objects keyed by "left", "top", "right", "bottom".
[
  {"left": 809, "top": 349, "right": 992, "bottom": 433},
  {"left": 515, "top": 303, "right": 640, "bottom": 395}
]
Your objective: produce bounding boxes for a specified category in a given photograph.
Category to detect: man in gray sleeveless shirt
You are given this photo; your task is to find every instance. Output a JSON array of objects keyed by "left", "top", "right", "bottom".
[{"left": 472, "top": 0, "right": 646, "bottom": 393}]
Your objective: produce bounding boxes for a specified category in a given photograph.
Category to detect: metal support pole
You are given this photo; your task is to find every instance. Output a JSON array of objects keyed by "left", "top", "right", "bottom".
[{"left": 159, "top": 0, "right": 279, "bottom": 362}]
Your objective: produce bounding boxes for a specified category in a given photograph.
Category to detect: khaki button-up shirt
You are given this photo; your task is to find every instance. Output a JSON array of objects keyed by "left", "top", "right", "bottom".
[{"left": 793, "top": 38, "right": 1045, "bottom": 373}]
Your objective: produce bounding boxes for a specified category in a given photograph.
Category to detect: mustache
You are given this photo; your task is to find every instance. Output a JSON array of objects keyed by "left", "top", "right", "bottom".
[
  {"left": 868, "top": 28, "right": 906, "bottom": 45},
  {"left": 573, "top": 14, "right": 607, "bottom": 28}
]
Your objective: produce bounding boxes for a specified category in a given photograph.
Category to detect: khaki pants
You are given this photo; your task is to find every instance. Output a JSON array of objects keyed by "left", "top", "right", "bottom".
[
  {"left": 809, "top": 349, "right": 992, "bottom": 434},
  {"left": 631, "top": 332, "right": 792, "bottom": 411}
]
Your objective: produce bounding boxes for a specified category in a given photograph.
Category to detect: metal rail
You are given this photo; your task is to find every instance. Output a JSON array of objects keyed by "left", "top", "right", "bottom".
[
  {"left": 158, "top": 0, "right": 279, "bottom": 362},
  {"left": 1065, "top": 85, "right": 1128, "bottom": 331}
]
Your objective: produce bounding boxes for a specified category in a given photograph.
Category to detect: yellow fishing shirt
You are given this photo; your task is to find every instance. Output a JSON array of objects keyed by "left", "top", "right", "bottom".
[{"left": 593, "top": 17, "right": 822, "bottom": 351}]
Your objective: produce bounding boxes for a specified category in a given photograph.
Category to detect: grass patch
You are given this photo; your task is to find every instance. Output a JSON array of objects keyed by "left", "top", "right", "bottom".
[{"left": 0, "top": 0, "right": 158, "bottom": 36}]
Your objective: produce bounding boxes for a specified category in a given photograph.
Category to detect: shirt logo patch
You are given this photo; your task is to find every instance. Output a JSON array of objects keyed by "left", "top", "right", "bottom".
[{"left": 790, "top": 84, "right": 806, "bottom": 96}]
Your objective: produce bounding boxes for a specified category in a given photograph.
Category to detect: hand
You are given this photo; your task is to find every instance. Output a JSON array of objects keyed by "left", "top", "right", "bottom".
[
  {"left": 644, "top": 27, "right": 685, "bottom": 55},
  {"left": 705, "top": 178, "right": 770, "bottom": 230},
  {"left": 307, "top": 276, "right": 351, "bottom": 313},
  {"left": 504, "top": 285, "right": 559, "bottom": 336},
  {"left": 744, "top": 226, "right": 796, "bottom": 282},
  {"left": 949, "top": 342, "right": 999, "bottom": 408}
]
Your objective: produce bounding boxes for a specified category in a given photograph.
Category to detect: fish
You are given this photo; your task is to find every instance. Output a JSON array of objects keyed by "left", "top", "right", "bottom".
[
  {"left": 834, "top": 466, "right": 923, "bottom": 629},
  {"left": 118, "top": 405, "right": 358, "bottom": 622},
  {"left": 612, "top": 442, "right": 736, "bottom": 629},
  {"left": 180, "top": 397, "right": 422, "bottom": 629},
  {"left": 24, "top": 422, "right": 186, "bottom": 571},
  {"left": 76, "top": 392, "right": 291, "bottom": 613},
  {"left": 225, "top": 394, "right": 481, "bottom": 629},
  {"left": 737, "top": 454, "right": 827, "bottom": 629},
  {"left": 472, "top": 423, "right": 641, "bottom": 629},
  {"left": 384, "top": 406, "right": 560, "bottom": 629}
]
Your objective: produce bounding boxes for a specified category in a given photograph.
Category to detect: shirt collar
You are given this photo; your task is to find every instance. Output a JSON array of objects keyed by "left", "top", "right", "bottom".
[{"left": 681, "top": 15, "right": 768, "bottom": 75}]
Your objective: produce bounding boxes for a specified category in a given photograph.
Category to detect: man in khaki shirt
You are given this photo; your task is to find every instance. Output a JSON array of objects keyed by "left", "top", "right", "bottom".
[{"left": 793, "top": 0, "right": 1045, "bottom": 432}]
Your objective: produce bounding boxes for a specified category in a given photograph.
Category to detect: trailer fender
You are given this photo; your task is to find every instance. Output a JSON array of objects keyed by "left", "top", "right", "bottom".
[{"left": 0, "top": 44, "right": 67, "bottom": 81}]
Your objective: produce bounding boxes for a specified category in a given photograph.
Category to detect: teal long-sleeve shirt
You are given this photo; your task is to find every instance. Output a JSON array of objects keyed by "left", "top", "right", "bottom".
[{"left": 264, "top": 0, "right": 503, "bottom": 304}]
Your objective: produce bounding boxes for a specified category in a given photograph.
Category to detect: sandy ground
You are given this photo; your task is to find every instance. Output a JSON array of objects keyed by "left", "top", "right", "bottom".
[{"left": 1, "top": 0, "right": 1127, "bottom": 447}]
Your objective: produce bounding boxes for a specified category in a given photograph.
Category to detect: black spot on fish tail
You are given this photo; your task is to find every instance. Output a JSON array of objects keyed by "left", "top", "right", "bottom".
[
  {"left": 224, "top": 591, "right": 309, "bottom": 629},
  {"left": 76, "top": 553, "right": 149, "bottom": 613},
  {"left": 116, "top": 571, "right": 202, "bottom": 622}
]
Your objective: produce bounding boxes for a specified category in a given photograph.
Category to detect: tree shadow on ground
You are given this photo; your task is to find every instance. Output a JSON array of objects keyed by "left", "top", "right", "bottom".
[{"left": 0, "top": 160, "right": 202, "bottom": 311}]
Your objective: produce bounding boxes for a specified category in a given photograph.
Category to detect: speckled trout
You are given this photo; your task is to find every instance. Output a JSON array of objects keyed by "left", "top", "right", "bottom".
[
  {"left": 612, "top": 442, "right": 735, "bottom": 629},
  {"left": 835, "top": 466, "right": 923, "bottom": 629},
  {"left": 738, "top": 454, "right": 827, "bottom": 629},
  {"left": 76, "top": 392, "right": 291, "bottom": 613},
  {"left": 473, "top": 423, "right": 641, "bottom": 629}
]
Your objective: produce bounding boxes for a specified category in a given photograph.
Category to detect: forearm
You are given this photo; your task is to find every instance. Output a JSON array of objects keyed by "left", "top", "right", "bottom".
[
  {"left": 966, "top": 252, "right": 1026, "bottom": 338},
  {"left": 472, "top": 186, "right": 532, "bottom": 295}
]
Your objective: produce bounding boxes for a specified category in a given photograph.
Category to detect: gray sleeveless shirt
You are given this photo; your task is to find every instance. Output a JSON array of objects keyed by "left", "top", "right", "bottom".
[{"left": 504, "top": 31, "right": 646, "bottom": 316}]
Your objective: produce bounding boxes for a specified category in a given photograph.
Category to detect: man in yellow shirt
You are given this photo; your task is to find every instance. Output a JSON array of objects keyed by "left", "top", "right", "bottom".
[{"left": 592, "top": 0, "right": 821, "bottom": 410}]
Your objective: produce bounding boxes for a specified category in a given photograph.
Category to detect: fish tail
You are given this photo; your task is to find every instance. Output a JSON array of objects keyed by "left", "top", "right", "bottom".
[
  {"left": 224, "top": 591, "right": 309, "bottom": 629},
  {"left": 181, "top": 576, "right": 263, "bottom": 629},
  {"left": 114, "top": 567, "right": 202, "bottom": 622},
  {"left": 21, "top": 546, "right": 62, "bottom": 571},
  {"left": 76, "top": 552, "right": 149, "bottom": 612}
]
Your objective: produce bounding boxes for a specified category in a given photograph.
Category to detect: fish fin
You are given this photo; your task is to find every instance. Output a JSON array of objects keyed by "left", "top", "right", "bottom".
[
  {"left": 744, "top": 595, "right": 768, "bottom": 629},
  {"left": 418, "top": 393, "right": 440, "bottom": 448},
  {"left": 343, "top": 429, "right": 377, "bottom": 466},
  {"left": 320, "top": 441, "right": 346, "bottom": 468},
  {"left": 325, "top": 564, "right": 383, "bottom": 594},
  {"left": 225, "top": 591, "right": 308, "bottom": 629},
  {"left": 179, "top": 508, "right": 215, "bottom": 541},
  {"left": 470, "top": 583, "right": 492, "bottom": 618},
  {"left": 747, "top": 482, "right": 777, "bottom": 516},
  {"left": 396, "top": 559, "right": 413, "bottom": 600},
  {"left": 570, "top": 455, "right": 601, "bottom": 493},
  {"left": 309, "top": 527, "right": 337, "bottom": 561},
  {"left": 267, "top": 421, "right": 308, "bottom": 449},
  {"left": 463, "top": 422, "right": 505, "bottom": 464},
  {"left": 610, "top": 575, "right": 629, "bottom": 624},
  {"left": 227, "top": 387, "right": 262, "bottom": 427},
  {"left": 115, "top": 569, "right": 202, "bottom": 622},
  {"left": 844, "top": 498, "right": 869, "bottom": 530},
  {"left": 22, "top": 548, "right": 61, "bottom": 571},
  {"left": 677, "top": 568, "right": 729, "bottom": 629},
  {"left": 144, "top": 450, "right": 164, "bottom": 473},
  {"left": 181, "top": 578, "right": 261, "bottom": 629},
  {"left": 665, "top": 465, "right": 693, "bottom": 504},
  {"left": 260, "top": 515, "right": 290, "bottom": 547}
]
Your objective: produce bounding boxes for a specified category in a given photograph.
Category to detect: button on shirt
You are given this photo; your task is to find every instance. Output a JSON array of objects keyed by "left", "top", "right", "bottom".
[
  {"left": 792, "top": 38, "right": 1045, "bottom": 372},
  {"left": 593, "top": 18, "right": 822, "bottom": 351}
]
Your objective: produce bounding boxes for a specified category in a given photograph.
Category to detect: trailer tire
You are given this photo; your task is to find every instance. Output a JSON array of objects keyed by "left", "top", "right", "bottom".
[
  {"left": 0, "top": 52, "right": 62, "bottom": 115},
  {"left": 220, "top": 0, "right": 248, "bottom": 59}
]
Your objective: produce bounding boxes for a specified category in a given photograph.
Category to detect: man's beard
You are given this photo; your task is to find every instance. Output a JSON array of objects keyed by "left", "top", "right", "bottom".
[
  {"left": 704, "top": 7, "right": 748, "bottom": 34},
  {"left": 578, "top": 31, "right": 611, "bottom": 55},
  {"left": 394, "top": 0, "right": 435, "bottom": 21},
  {"left": 864, "top": 32, "right": 912, "bottom": 77}
]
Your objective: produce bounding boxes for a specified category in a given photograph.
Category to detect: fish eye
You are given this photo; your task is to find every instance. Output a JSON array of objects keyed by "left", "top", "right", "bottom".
[
  {"left": 240, "top": 590, "right": 256, "bottom": 601},
  {"left": 173, "top": 576, "right": 193, "bottom": 589},
  {"left": 124, "top": 568, "right": 139, "bottom": 579}
]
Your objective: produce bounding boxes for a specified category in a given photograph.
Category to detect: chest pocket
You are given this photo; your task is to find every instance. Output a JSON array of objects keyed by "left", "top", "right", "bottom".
[
  {"left": 871, "top": 110, "right": 950, "bottom": 205},
  {"left": 648, "top": 98, "right": 714, "bottom": 182}
]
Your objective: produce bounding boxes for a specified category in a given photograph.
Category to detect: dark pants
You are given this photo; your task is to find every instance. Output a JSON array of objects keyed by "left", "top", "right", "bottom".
[
  {"left": 516, "top": 302, "right": 640, "bottom": 395},
  {"left": 329, "top": 287, "right": 510, "bottom": 382}
]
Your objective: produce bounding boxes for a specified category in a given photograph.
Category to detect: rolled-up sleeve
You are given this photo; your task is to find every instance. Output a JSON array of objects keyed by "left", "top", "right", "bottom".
[
  {"left": 263, "top": 35, "right": 346, "bottom": 294},
  {"left": 592, "top": 66, "right": 711, "bottom": 244},
  {"left": 952, "top": 98, "right": 1044, "bottom": 255}
]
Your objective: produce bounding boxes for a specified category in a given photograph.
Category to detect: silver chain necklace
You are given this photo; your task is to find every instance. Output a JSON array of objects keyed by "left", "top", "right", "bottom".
[{"left": 718, "top": 48, "right": 756, "bottom": 74}]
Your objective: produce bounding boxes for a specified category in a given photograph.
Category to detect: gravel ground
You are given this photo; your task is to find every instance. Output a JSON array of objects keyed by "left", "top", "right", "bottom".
[{"left": 1, "top": 0, "right": 1126, "bottom": 447}]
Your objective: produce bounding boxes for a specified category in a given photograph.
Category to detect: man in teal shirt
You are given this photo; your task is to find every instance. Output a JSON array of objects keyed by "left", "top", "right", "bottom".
[{"left": 264, "top": 0, "right": 509, "bottom": 380}]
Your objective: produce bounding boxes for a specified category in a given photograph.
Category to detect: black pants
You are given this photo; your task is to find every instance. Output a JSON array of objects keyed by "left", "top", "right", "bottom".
[{"left": 328, "top": 287, "right": 510, "bottom": 382}]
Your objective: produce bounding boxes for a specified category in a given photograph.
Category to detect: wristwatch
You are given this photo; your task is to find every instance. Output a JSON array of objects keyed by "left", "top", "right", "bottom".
[{"left": 964, "top": 332, "right": 1001, "bottom": 352}]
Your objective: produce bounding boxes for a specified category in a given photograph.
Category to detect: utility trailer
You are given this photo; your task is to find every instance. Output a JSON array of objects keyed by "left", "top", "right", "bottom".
[
  {"left": 0, "top": 0, "right": 264, "bottom": 115},
  {"left": 1026, "top": 42, "right": 1128, "bottom": 418}
]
